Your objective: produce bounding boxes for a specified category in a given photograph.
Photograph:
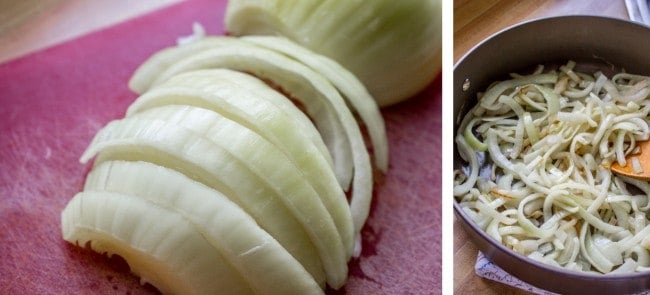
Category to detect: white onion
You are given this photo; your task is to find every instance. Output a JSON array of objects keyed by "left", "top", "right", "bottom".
[{"left": 224, "top": 0, "right": 442, "bottom": 106}]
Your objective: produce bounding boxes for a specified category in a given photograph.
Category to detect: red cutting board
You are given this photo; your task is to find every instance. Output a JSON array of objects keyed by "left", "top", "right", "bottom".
[{"left": 0, "top": 0, "right": 442, "bottom": 293}]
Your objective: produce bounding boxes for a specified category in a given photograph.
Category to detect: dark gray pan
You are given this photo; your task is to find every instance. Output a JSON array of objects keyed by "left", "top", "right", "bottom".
[{"left": 454, "top": 15, "right": 650, "bottom": 295}]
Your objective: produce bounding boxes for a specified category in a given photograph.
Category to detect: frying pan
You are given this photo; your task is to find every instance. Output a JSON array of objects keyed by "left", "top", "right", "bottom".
[{"left": 453, "top": 15, "right": 650, "bottom": 294}]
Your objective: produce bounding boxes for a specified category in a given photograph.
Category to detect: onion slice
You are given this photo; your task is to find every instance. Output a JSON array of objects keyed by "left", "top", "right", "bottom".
[
  {"left": 132, "top": 104, "right": 354, "bottom": 261},
  {"left": 129, "top": 39, "right": 374, "bottom": 255},
  {"left": 130, "top": 69, "right": 334, "bottom": 173},
  {"left": 129, "top": 37, "right": 246, "bottom": 94},
  {"left": 127, "top": 71, "right": 354, "bottom": 260},
  {"left": 240, "top": 36, "right": 388, "bottom": 173},
  {"left": 80, "top": 114, "right": 348, "bottom": 287},
  {"left": 157, "top": 41, "right": 357, "bottom": 193},
  {"left": 83, "top": 160, "right": 326, "bottom": 293},
  {"left": 128, "top": 37, "right": 354, "bottom": 191},
  {"left": 61, "top": 191, "right": 254, "bottom": 295}
]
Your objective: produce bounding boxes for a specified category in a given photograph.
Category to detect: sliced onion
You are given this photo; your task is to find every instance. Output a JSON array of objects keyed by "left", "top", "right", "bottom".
[
  {"left": 62, "top": 191, "right": 253, "bottom": 295},
  {"left": 80, "top": 116, "right": 348, "bottom": 287},
  {"left": 134, "top": 42, "right": 373, "bottom": 253},
  {"left": 131, "top": 69, "right": 334, "bottom": 172},
  {"left": 240, "top": 36, "right": 388, "bottom": 172},
  {"left": 129, "top": 37, "right": 246, "bottom": 93},
  {"left": 132, "top": 104, "right": 354, "bottom": 261},
  {"left": 65, "top": 23, "right": 393, "bottom": 291},
  {"left": 83, "top": 160, "right": 326, "bottom": 292}
]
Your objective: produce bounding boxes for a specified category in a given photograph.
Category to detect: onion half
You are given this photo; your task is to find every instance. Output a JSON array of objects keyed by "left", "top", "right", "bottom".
[{"left": 224, "top": 0, "right": 442, "bottom": 106}]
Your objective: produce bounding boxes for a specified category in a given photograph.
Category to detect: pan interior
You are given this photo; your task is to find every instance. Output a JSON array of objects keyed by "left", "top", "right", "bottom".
[{"left": 452, "top": 15, "right": 650, "bottom": 292}]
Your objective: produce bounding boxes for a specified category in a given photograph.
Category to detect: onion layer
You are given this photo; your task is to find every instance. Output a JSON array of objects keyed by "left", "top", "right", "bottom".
[{"left": 224, "top": 0, "right": 442, "bottom": 106}]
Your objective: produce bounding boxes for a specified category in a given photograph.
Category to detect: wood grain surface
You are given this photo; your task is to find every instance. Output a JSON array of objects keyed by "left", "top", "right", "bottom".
[
  {"left": 453, "top": 1, "right": 629, "bottom": 294},
  {"left": 0, "top": 0, "right": 182, "bottom": 64}
]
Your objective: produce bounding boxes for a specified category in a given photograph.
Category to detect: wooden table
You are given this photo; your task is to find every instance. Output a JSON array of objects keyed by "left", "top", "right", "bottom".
[
  {"left": 0, "top": 0, "right": 182, "bottom": 64},
  {"left": 453, "top": 1, "right": 629, "bottom": 294}
]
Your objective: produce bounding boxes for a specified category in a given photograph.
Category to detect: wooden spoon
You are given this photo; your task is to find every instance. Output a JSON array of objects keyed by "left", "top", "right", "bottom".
[{"left": 611, "top": 140, "right": 650, "bottom": 180}]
